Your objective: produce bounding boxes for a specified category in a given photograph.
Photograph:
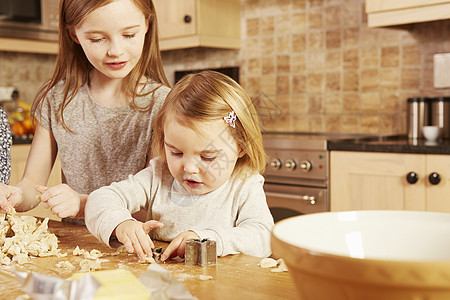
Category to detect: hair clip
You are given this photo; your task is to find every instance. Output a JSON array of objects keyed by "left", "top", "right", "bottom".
[{"left": 224, "top": 111, "right": 237, "bottom": 128}]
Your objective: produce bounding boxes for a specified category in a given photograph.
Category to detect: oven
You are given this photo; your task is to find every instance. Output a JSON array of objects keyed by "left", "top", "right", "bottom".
[{"left": 262, "top": 132, "right": 367, "bottom": 222}]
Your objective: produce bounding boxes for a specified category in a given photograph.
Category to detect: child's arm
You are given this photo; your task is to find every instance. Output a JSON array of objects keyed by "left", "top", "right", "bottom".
[
  {"left": 85, "top": 166, "right": 155, "bottom": 247},
  {"left": 0, "top": 122, "right": 56, "bottom": 212},
  {"left": 114, "top": 219, "right": 163, "bottom": 259}
]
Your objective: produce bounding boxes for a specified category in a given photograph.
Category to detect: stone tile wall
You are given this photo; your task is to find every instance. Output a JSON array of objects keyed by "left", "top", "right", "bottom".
[
  {"left": 2, "top": 0, "right": 450, "bottom": 134},
  {"left": 163, "top": 0, "right": 450, "bottom": 134},
  {"left": 0, "top": 52, "right": 55, "bottom": 105}
]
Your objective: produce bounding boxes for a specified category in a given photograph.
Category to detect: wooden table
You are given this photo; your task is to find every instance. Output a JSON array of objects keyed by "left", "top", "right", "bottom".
[{"left": 1, "top": 220, "right": 297, "bottom": 299}]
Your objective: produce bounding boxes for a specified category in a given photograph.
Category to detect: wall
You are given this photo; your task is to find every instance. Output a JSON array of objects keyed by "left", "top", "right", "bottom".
[
  {"left": 2, "top": 0, "right": 450, "bottom": 134},
  {"left": 163, "top": 0, "right": 450, "bottom": 134},
  {"left": 0, "top": 52, "right": 55, "bottom": 104}
]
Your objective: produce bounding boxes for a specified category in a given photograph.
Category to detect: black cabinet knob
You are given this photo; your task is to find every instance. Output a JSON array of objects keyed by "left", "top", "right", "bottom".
[
  {"left": 184, "top": 15, "right": 192, "bottom": 23},
  {"left": 429, "top": 172, "right": 441, "bottom": 185},
  {"left": 406, "top": 172, "right": 418, "bottom": 184}
]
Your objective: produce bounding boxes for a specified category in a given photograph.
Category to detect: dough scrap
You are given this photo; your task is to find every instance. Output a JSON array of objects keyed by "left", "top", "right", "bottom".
[
  {"left": 271, "top": 258, "right": 288, "bottom": 273},
  {"left": 257, "top": 257, "right": 278, "bottom": 268},
  {"left": 79, "top": 258, "right": 101, "bottom": 272},
  {"left": 198, "top": 275, "right": 213, "bottom": 281},
  {"left": 138, "top": 256, "right": 156, "bottom": 264},
  {"left": 73, "top": 246, "right": 104, "bottom": 272},
  {"left": 55, "top": 260, "right": 74, "bottom": 269},
  {"left": 0, "top": 211, "right": 60, "bottom": 265},
  {"left": 258, "top": 257, "right": 289, "bottom": 272}
]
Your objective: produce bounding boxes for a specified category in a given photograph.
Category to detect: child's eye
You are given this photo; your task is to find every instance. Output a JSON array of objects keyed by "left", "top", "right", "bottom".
[
  {"left": 89, "top": 37, "right": 104, "bottom": 43},
  {"left": 202, "top": 156, "right": 217, "bottom": 162},
  {"left": 170, "top": 151, "right": 182, "bottom": 157},
  {"left": 123, "top": 33, "right": 136, "bottom": 39}
]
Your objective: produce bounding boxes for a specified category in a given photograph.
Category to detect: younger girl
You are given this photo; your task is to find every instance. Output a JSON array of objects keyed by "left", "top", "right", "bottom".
[
  {"left": 0, "top": 0, "right": 170, "bottom": 219},
  {"left": 85, "top": 71, "right": 274, "bottom": 260}
]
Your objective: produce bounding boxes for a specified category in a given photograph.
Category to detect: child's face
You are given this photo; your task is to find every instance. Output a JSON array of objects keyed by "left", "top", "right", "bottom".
[
  {"left": 71, "top": 0, "right": 147, "bottom": 81},
  {"left": 164, "top": 118, "right": 244, "bottom": 195}
]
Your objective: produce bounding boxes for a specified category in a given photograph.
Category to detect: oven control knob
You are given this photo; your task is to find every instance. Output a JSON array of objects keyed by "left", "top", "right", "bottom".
[
  {"left": 284, "top": 159, "right": 296, "bottom": 171},
  {"left": 300, "top": 160, "right": 312, "bottom": 172},
  {"left": 269, "top": 159, "right": 282, "bottom": 170},
  {"left": 302, "top": 195, "right": 316, "bottom": 205}
]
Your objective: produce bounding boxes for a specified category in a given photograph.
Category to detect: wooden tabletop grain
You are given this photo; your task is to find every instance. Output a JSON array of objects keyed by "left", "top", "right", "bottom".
[{"left": 0, "top": 220, "right": 297, "bottom": 299}]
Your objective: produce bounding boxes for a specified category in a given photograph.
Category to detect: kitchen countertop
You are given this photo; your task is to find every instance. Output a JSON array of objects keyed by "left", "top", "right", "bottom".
[
  {"left": 1, "top": 220, "right": 296, "bottom": 299},
  {"left": 328, "top": 135, "right": 450, "bottom": 155}
]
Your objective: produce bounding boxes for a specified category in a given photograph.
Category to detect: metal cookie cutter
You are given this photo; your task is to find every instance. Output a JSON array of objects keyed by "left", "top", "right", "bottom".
[
  {"left": 185, "top": 239, "right": 217, "bottom": 266},
  {"left": 152, "top": 247, "right": 163, "bottom": 263}
]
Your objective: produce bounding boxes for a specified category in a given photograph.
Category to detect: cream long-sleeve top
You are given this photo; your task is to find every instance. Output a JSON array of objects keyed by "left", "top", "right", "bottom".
[{"left": 85, "top": 157, "right": 274, "bottom": 258}]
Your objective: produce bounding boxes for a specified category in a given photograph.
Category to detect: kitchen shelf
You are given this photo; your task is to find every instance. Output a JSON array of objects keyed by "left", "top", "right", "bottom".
[
  {"left": 366, "top": 0, "right": 450, "bottom": 27},
  {"left": 0, "top": 37, "right": 58, "bottom": 55}
]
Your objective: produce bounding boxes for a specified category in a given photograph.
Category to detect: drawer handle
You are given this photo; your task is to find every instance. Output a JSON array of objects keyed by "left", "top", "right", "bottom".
[
  {"left": 428, "top": 172, "right": 441, "bottom": 185},
  {"left": 184, "top": 15, "right": 192, "bottom": 23},
  {"left": 406, "top": 172, "right": 418, "bottom": 184},
  {"left": 265, "top": 192, "right": 316, "bottom": 205}
]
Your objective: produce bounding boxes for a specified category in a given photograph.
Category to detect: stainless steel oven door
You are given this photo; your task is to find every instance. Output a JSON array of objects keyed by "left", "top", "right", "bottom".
[{"left": 264, "top": 182, "right": 328, "bottom": 222}]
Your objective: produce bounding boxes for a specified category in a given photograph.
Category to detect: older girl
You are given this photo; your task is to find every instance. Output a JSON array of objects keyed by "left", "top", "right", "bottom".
[
  {"left": 85, "top": 71, "right": 274, "bottom": 260},
  {"left": 0, "top": 0, "right": 170, "bottom": 219}
]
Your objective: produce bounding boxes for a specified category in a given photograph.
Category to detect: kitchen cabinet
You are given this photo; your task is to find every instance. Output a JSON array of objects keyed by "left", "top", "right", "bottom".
[
  {"left": 366, "top": 0, "right": 450, "bottom": 27},
  {"left": 0, "top": 37, "right": 58, "bottom": 55},
  {"left": 11, "top": 144, "right": 62, "bottom": 220},
  {"left": 330, "top": 151, "right": 450, "bottom": 212},
  {"left": 1, "top": 0, "right": 241, "bottom": 54},
  {"left": 154, "top": 0, "right": 240, "bottom": 50}
]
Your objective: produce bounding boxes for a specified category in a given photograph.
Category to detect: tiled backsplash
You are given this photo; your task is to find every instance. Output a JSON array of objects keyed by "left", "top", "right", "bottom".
[
  {"left": 0, "top": 51, "right": 55, "bottom": 105},
  {"left": 2, "top": 0, "right": 450, "bottom": 134}
]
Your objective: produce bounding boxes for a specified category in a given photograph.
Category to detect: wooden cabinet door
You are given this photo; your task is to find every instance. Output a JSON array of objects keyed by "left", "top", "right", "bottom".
[
  {"left": 366, "top": 0, "right": 450, "bottom": 27},
  {"left": 330, "top": 151, "right": 426, "bottom": 211},
  {"left": 153, "top": 0, "right": 240, "bottom": 50},
  {"left": 154, "top": 0, "right": 196, "bottom": 39},
  {"left": 426, "top": 154, "right": 450, "bottom": 212}
]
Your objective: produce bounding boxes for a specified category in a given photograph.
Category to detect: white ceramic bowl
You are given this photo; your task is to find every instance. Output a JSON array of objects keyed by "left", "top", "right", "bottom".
[
  {"left": 271, "top": 210, "right": 450, "bottom": 300},
  {"left": 422, "top": 125, "right": 443, "bottom": 141}
]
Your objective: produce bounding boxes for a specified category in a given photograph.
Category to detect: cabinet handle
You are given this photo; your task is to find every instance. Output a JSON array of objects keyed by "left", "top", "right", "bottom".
[
  {"left": 428, "top": 172, "right": 441, "bottom": 185},
  {"left": 406, "top": 172, "right": 418, "bottom": 184},
  {"left": 184, "top": 15, "right": 192, "bottom": 23}
]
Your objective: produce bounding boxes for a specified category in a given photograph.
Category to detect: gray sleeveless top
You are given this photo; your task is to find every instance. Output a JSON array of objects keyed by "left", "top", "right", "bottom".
[{"left": 35, "top": 80, "right": 170, "bottom": 194}]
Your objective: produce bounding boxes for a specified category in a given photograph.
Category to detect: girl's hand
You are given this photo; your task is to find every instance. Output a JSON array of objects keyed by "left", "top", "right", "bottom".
[
  {"left": 161, "top": 231, "right": 200, "bottom": 262},
  {"left": 36, "top": 184, "right": 82, "bottom": 218},
  {"left": 115, "top": 219, "right": 164, "bottom": 260},
  {"left": 0, "top": 183, "right": 23, "bottom": 212}
]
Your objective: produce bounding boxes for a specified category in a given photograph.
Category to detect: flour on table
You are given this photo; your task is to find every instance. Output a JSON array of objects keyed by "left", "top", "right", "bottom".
[{"left": 0, "top": 212, "right": 60, "bottom": 265}]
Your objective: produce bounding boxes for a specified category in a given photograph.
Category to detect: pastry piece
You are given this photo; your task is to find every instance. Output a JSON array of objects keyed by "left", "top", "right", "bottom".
[{"left": 0, "top": 213, "right": 60, "bottom": 265}]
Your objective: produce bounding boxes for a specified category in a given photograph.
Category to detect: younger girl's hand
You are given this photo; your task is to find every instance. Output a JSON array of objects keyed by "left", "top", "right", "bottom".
[
  {"left": 0, "top": 183, "right": 23, "bottom": 212},
  {"left": 36, "top": 184, "right": 81, "bottom": 218},
  {"left": 161, "top": 231, "right": 200, "bottom": 262},
  {"left": 115, "top": 219, "right": 164, "bottom": 260}
]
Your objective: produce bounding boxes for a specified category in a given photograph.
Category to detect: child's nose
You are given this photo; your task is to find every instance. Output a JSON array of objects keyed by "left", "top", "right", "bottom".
[
  {"left": 183, "top": 158, "right": 200, "bottom": 174},
  {"left": 107, "top": 40, "right": 124, "bottom": 57}
]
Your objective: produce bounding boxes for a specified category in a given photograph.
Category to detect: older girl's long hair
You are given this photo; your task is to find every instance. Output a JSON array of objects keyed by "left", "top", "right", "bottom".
[
  {"left": 152, "top": 71, "right": 266, "bottom": 177},
  {"left": 32, "top": 0, "right": 169, "bottom": 130}
]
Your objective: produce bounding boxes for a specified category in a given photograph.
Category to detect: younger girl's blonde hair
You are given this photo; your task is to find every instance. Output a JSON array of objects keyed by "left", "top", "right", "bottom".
[{"left": 152, "top": 70, "right": 266, "bottom": 176}]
